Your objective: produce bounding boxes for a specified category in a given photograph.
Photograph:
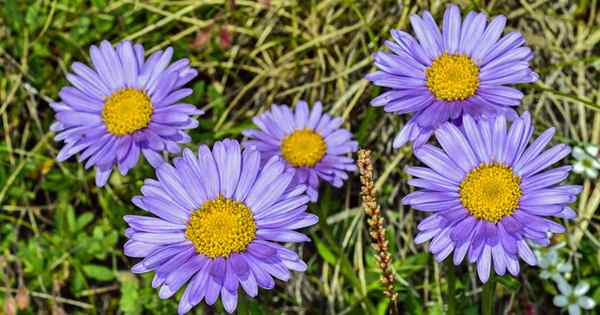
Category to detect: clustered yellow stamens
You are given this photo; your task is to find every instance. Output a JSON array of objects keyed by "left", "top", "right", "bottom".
[
  {"left": 459, "top": 163, "right": 522, "bottom": 223},
  {"left": 426, "top": 53, "right": 480, "bottom": 101},
  {"left": 101, "top": 88, "right": 153, "bottom": 136},
  {"left": 281, "top": 129, "right": 327, "bottom": 167},
  {"left": 185, "top": 195, "right": 256, "bottom": 258}
]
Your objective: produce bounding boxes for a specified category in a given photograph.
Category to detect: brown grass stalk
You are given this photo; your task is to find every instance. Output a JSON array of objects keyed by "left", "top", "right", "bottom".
[{"left": 357, "top": 149, "right": 398, "bottom": 305}]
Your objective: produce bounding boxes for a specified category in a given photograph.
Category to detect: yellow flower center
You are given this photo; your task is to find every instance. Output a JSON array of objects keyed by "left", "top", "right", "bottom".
[
  {"left": 281, "top": 129, "right": 327, "bottom": 167},
  {"left": 459, "top": 164, "right": 522, "bottom": 223},
  {"left": 426, "top": 53, "right": 480, "bottom": 101},
  {"left": 101, "top": 88, "right": 153, "bottom": 136},
  {"left": 185, "top": 195, "right": 256, "bottom": 258}
]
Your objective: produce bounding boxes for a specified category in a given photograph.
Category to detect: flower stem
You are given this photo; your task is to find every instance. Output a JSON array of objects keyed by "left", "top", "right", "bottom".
[
  {"left": 445, "top": 260, "right": 457, "bottom": 315},
  {"left": 482, "top": 274, "right": 496, "bottom": 315}
]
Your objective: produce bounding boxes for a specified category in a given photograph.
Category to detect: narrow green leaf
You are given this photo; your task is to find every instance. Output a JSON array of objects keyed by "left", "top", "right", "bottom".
[
  {"left": 497, "top": 275, "right": 521, "bottom": 292},
  {"left": 314, "top": 237, "right": 337, "bottom": 265},
  {"left": 82, "top": 264, "right": 114, "bottom": 281}
]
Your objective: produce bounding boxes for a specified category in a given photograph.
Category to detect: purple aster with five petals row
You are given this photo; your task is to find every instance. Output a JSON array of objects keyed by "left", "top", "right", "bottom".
[
  {"left": 366, "top": 4, "right": 538, "bottom": 148},
  {"left": 402, "top": 112, "right": 580, "bottom": 283},
  {"left": 243, "top": 101, "right": 358, "bottom": 202},
  {"left": 50, "top": 40, "right": 201, "bottom": 186},
  {"left": 124, "top": 139, "right": 317, "bottom": 314}
]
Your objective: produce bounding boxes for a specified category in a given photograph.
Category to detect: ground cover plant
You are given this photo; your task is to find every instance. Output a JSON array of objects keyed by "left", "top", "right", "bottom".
[{"left": 0, "top": 0, "right": 599, "bottom": 314}]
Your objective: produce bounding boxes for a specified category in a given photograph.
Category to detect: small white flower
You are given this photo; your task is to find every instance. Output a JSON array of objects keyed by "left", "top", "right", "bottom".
[
  {"left": 553, "top": 279, "right": 596, "bottom": 315},
  {"left": 572, "top": 146, "right": 600, "bottom": 179},
  {"left": 537, "top": 250, "right": 572, "bottom": 282}
]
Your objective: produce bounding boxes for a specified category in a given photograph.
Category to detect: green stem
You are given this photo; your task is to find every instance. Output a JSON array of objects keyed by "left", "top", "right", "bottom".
[
  {"left": 445, "top": 260, "right": 457, "bottom": 315},
  {"left": 481, "top": 274, "right": 496, "bottom": 315}
]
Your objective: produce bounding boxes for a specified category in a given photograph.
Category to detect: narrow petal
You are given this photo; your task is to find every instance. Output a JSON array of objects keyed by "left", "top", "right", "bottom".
[{"left": 477, "top": 245, "right": 492, "bottom": 283}]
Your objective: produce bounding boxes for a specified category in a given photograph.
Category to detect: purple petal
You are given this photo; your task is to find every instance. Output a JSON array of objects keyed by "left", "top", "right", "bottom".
[{"left": 477, "top": 245, "right": 492, "bottom": 283}]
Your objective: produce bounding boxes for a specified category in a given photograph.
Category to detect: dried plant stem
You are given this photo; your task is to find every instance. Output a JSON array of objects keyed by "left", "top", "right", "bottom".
[{"left": 357, "top": 149, "right": 398, "bottom": 308}]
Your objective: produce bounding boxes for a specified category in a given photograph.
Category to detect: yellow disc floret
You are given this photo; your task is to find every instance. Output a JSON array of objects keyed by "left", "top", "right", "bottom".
[
  {"left": 426, "top": 53, "right": 480, "bottom": 101},
  {"left": 102, "top": 88, "right": 153, "bottom": 136},
  {"left": 185, "top": 195, "right": 256, "bottom": 258},
  {"left": 459, "top": 163, "right": 522, "bottom": 223},
  {"left": 281, "top": 129, "right": 327, "bottom": 167}
]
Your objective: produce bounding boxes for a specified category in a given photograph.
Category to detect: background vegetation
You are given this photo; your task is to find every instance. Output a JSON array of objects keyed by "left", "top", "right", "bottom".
[{"left": 0, "top": 0, "right": 599, "bottom": 314}]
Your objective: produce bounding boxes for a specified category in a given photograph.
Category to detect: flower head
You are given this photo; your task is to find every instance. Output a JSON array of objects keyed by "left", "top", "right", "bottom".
[
  {"left": 366, "top": 4, "right": 538, "bottom": 148},
  {"left": 572, "top": 145, "right": 600, "bottom": 178},
  {"left": 402, "top": 112, "right": 580, "bottom": 282},
  {"left": 50, "top": 40, "right": 201, "bottom": 186},
  {"left": 123, "top": 140, "right": 317, "bottom": 314},
  {"left": 553, "top": 280, "right": 596, "bottom": 315},
  {"left": 243, "top": 101, "right": 358, "bottom": 201}
]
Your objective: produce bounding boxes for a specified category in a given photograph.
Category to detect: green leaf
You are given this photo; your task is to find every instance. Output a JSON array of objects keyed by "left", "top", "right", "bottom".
[
  {"left": 82, "top": 264, "right": 114, "bottom": 281},
  {"left": 24, "top": 3, "right": 41, "bottom": 30},
  {"left": 71, "top": 267, "right": 87, "bottom": 294},
  {"left": 104, "top": 230, "right": 119, "bottom": 248},
  {"left": 76, "top": 212, "right": 95, "bottom": 231},
  {"left": 238, "top": 295, "right": 268, "bottom": 315},
  {"left": 497, "top": 275, "right": 521, "bottom": 292},
  {"left": 4, "top": 0, "right": 24, "bottom": 30},
  {"left": 208, "top": 84, "right": 225, "bottom": 118},
  {"left": 403, "top": 291, "right": 424, "bottom": 315},
  {"left": 376, "top": 298, "right": 391, "bottom": 315},
  {"left": 394, "top": 253, "right": 429, "bottom": 277},
  {"left": 187, "top": 81, "right": 206, "bottom": 106},
  {"left": 313, "top": 237, "right": 337, "bottom": 265},
  {"left": 592, "top": 286, "right": 600, "bottom": 305},
  {"left": 91, "top": 0, "right": 107, "bottom": 8},
  {"left": 464, "top": 304, "right": 480, "bottom": 315},
  {"left": 118, "top": 272, "right": 142, "bottom": 315},
  {"left": 67, "top": 206, "right": 77, "bottom": 233}
]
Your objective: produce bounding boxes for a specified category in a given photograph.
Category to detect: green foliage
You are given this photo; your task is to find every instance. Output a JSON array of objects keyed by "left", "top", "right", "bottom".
[
  {"left": 0, "top": 0, "right": 598, "bottom": 314},
  {"left": 118, "top": 272, "right": 141, "bottom": 315}
]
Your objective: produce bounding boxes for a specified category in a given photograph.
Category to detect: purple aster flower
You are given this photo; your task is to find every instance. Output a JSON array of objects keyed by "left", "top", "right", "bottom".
[
  {"left": 123, "top": 139, "right": 317, "bottom": 314},
  {"left": 366, "top": 4, "right": 538, "bottom": 148},
  {"left": 242, "top": 101, "right": 358, "bottom": 202},
  {"left": 50, "top": 40, "right": 201, "bottom": 186},
  {"left": 402, "top": 112, "right": 580, "bottom": 283}
]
